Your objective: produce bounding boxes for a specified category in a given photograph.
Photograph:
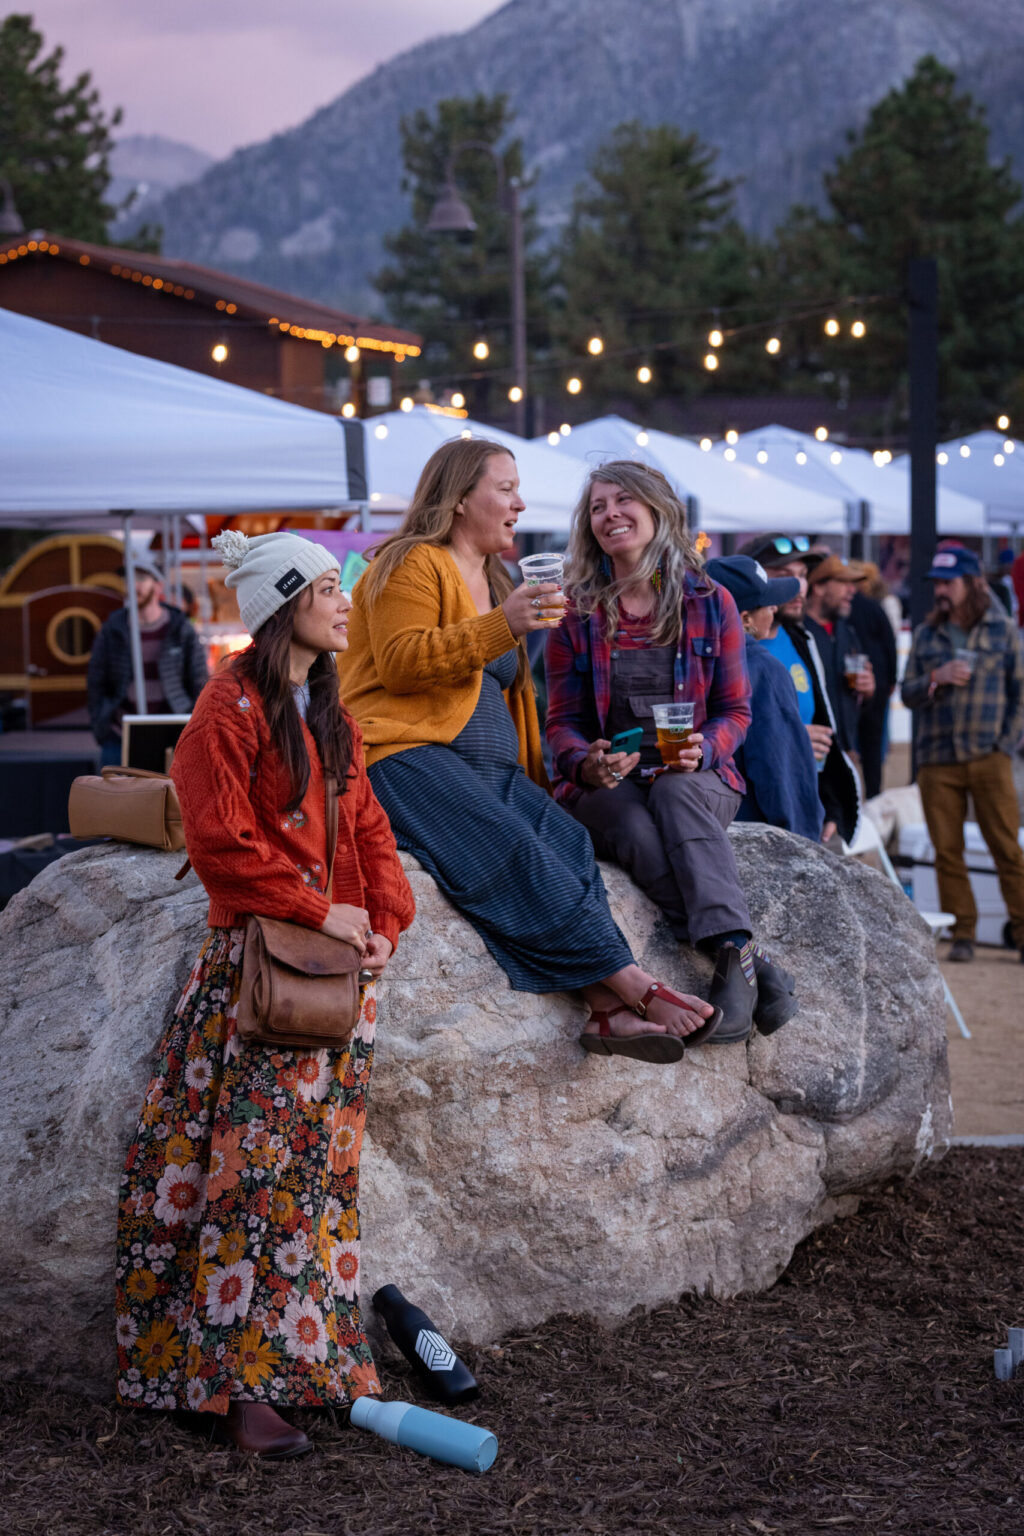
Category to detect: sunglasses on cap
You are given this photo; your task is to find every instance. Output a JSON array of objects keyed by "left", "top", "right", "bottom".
[{"left": 764, "top": 536, "right": 810, "bottom": 556}]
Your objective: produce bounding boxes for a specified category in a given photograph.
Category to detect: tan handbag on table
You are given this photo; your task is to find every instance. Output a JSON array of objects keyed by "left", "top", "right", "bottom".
[
  {"left": 68, "top": 765, "right": 185, "bottom": 851},
  {"left": 234, "top": 776, "right": 366, "bottom": 1051}
]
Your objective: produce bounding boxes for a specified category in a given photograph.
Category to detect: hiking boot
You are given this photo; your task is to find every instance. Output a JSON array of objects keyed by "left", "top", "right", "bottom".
[
  {"left": 948, "top": 939, "right": 974, "bottom": 963},
  {"left": 706, "top": 944, "right": 757, "bottom": 1044},
  {"left": 752, "top": 953, "right": 799, "bottom": 1035}
]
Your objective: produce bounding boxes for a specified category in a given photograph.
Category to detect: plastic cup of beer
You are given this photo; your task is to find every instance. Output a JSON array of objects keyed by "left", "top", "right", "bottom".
[
  {"left": 651, "top": 702, "right": 695, "bottom": 764},
  {"left": 954, "top": 647, "right": 976, "bottom": 673},
  {"left": 518, "top": 553, "right": 565, "bottom": 627},
  {"left": 844, "top": 652, "right": 868, "bottom": 687}
]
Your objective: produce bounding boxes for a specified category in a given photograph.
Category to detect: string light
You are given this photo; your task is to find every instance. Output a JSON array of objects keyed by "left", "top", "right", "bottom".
[
  {"left": 341, "top": 402, "right": 356, "bottom": 418},
  {"left": 824, "top": 318, "right": 840, "bottom": 337},
  {"left": 724, "top": 447, "right": 736, "bottom": 461},
  {"left": 374, "top": 424, "right": 388, "bottom": 440},
  {"left": 399, "top": 396, "right": 414, "bottom": 412},
  {"left": 211, "top": 343, "right": 228, "bottom": 362},
  {"left": 587, "top": 336, "right": 604, "bottom": 356},
  {"left": 959, "top": 444, "right": 971, "bottom": 458},
  {"left": 1005, "top": 440, "right": 1015, "bottom": 454},
  {"left": 936, "top": 451, "right": 949, "bottom": 465},
  {"left": 450, "top": 391, "right": 465, "bottom": 409},
  {"left": 997, "top": 414, "right": 1010, "bottom": 430},
  {"left": 814, "top": 426, "right": 829, "bottom": 442},
  {"left": 995, "top": 453, "right": 1005, "bottom": 466},
  {"left": 830, "top": 450, "right": 843, "bottom": 465},
  {"left": 765, "top": 336, "right": 781, "bottom": 355},
  {"left": 851, "top": 320, "right": 866, "bottom": 338},
  {"left": 567, "top": 377, "right": 582, "bottom": 394},
  {"left": 473, "top": 340, "right": 490, "bottom": 360},
  {"left": 547, "top": 431, "right": 560, "bottom": 446},
  {"left": 795, "top": 451, "right": 807, "bottom": 464},
  {"left": 756, "top": 449, "right": 768, "bottom": 463},
  {"left": 725, "top": 430, "right": 739, "bottom": 445},
  {"left": 635, "top": 431, "right": 649, "bottom": 446},
  {"left": 707, "top": 329, "right": 723, "bottom": 348},
  {"left": 508, "top": 385, "right": 523, "bottom": 402},
  {"left": 560, "top": 423, "right": 572, "bottom": 436},
  {"left": 460, "top": 429, "right": 473, "bottom": 440},
  {"left": 699, "top": 438, "right": 713, "bottom": 452},
  {"left": 703, "top": 353, "right": 719, "bottom": 371},
  {"left": 636, "top": 365, "right": 652, "bottom": 383},
  {"left": 872, "top": 449, "right": 893, "bottom": 466},
  {"left": 345, "top": 345, "right": 360, "bottom": 363}
]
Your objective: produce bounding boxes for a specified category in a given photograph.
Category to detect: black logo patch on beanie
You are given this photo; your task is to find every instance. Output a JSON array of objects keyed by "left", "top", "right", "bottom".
[{"left": 274, "top": 567, "right": 305, "bottom": 598}]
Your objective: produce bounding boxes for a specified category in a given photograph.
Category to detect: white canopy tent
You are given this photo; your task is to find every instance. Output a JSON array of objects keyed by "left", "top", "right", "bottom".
[
  {"left": 931, "top": 431, "right": 1024, "bottom": 532},
  {"left": 545, "top": 416, "right": 848, "bottom": 532},
  {"left": 0, "top": 305, "right": 368, "bottom": 713},
  {"left": 725, "top": 424, "right": 986, "bottom": 535},
  {"left": 364, "top": 407, "right": 590, "bottom": 532}
]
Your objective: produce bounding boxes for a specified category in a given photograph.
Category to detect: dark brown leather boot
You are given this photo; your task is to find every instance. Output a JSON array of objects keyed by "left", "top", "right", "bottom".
[{"left": 210, "top": 1401, "right": 312, "bottom": 1459}]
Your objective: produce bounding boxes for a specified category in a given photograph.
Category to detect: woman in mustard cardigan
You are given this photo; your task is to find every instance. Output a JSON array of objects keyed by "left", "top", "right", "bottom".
[{"left": 339, "top": 437, "right": 717, "bottom": 1062}]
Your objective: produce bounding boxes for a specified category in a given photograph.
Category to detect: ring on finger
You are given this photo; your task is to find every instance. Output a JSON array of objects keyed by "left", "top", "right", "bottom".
[{"left": 610, "top": 770, "right": 623, "bottom": 783}]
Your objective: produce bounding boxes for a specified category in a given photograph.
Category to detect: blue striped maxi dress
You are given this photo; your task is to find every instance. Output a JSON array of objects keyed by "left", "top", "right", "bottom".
[{"left": 368, "top": 647, "right": 633, "bottom": 992}]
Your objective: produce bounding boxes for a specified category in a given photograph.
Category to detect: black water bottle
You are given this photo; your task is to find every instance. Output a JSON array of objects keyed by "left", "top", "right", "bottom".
[{"left": 373, "top": 1284, "right": 479, "bottom": 1405}]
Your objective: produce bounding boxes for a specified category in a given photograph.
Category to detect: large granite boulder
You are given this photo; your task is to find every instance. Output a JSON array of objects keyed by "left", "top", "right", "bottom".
[{"left": 0, "top": 828, "right": 950, "bottom": 1398}]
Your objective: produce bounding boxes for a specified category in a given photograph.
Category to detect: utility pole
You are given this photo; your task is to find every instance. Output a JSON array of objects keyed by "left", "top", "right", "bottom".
[{"left": 907, "top": 257, "right": 938, "bottom": 629}]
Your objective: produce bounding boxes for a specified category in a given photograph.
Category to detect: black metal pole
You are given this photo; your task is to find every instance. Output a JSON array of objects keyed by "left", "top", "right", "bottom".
[{"left": 907, "top": 257, "right": 938, "bottom": 629}]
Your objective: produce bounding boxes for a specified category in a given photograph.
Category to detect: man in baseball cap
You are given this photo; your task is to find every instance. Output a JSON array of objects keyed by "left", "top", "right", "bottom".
[
  {"left": 803, "top": 552, "right": 875, "bottom": 774},
  {"left": 902, "top": 543, "right": 1024, "bottom": 962}
]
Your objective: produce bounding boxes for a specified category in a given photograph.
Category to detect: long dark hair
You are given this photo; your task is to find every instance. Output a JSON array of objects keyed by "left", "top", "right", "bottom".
[
  {"left": 230, "top": 589, "right": 354, "bottom": 812},
  {"left": 926, "top": 574, "right": 992, "bottom": 630}
]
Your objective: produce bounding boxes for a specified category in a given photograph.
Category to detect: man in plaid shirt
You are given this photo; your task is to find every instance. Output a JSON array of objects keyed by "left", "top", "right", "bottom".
[{"left": 902, "top": 544, "right": 1024, "bottom": 962}]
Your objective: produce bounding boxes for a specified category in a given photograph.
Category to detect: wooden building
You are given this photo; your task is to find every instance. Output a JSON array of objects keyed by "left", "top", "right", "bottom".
[{"left": 0, "top": 233, "right": 420, "bottom": 415}]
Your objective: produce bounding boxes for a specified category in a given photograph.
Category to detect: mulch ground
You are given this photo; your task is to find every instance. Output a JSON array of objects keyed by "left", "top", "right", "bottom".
[{"left": 4, "top": 1148, "right": 1024, "bottom": 1536}]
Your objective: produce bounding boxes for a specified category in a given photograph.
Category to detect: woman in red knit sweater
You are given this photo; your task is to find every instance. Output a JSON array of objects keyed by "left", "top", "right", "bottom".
[{"left": 114, "top": 531, "right": 414, "bottom": 1459}]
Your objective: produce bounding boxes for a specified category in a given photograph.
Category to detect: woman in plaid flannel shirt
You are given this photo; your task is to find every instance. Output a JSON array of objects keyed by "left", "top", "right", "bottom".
[{"left": 545, "top": 461, "right": 800, "bottom": 1043}]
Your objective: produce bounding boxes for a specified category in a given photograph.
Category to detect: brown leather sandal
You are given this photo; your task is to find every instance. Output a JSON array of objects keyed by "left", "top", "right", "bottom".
[
  {"left": 634, "top": 981, "right": 724, "bottom": 1048},
  {"left": 580, "top": 1004, "right": 685, "bottom": 1064}
]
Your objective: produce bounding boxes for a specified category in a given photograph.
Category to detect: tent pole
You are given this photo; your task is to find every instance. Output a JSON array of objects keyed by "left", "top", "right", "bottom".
[
  {"left": 121, "top": 514, "right": 148, "bottom": 718},
  {"left": 170, "top": 515, "right": 184, "bottom": 608},
  {"left": 161, "top": 516, "right": 172, "bottom": 588},
  {"left": 358, "top": 501, "right": 371, "bottom": 532}
]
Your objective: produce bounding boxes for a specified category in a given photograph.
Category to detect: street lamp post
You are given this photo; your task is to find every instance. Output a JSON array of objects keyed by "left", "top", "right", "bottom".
[{"left": 427, "top": 141, "right": 528, "bottom": 437}]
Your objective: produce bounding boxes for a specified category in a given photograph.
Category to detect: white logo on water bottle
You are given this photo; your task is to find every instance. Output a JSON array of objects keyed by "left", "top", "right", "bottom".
[{"left": 415, "top": 1328, "right": 456, "bottom": 1372}]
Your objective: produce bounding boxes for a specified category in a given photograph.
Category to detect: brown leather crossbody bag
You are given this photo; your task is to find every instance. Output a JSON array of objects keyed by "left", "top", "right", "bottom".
[{"left": 234, "top": 776, "right": 366, "bottom": 1051}]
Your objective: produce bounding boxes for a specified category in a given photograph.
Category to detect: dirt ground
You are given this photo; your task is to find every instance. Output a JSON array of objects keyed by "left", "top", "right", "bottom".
[
  {"left": 880, "top": 744, "right": 1024, "bottom": 1139},
  {"left": 3, "top": 1147, "right": 1023, "bottom": 1536}
]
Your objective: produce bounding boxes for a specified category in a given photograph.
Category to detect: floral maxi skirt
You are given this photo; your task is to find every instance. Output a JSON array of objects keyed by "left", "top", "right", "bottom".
[{"left": 115, "top": 927, "right": 381, "bottom": 1414}]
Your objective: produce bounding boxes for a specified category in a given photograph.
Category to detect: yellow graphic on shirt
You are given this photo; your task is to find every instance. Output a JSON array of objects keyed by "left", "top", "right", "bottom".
[{"left": 790, "top": 662, "right": 811, "bottom": 694}]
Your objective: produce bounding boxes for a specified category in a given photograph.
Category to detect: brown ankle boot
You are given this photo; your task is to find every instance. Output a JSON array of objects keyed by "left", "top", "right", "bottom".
[{"left": 210, "top": 1401, "right": 312, "bottom": 1459}]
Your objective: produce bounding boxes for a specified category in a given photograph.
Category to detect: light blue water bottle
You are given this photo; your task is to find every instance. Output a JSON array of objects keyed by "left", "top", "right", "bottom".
[{"left": 349, "top": 1396, "right": 497, "bottom": 1474}]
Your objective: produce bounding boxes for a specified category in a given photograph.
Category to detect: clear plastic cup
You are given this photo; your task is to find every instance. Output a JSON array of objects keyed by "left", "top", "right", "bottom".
[
  {"left": 651, "top": 701, "right": 695, "bottom": 764},
  {"left": 954, "top": 647, "right": 976, "bottom": 673},
  {"left": 518, "top": 553, "right": 565, "bottom": 627}
]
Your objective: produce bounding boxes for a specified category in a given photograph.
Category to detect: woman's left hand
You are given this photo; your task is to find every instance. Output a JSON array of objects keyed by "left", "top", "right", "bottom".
[
  {"left": 361, "top": 932, "right": 394, "bottom": 978},
  {"left": 664, "top": 731, "right": 705, "bottom": 772}
]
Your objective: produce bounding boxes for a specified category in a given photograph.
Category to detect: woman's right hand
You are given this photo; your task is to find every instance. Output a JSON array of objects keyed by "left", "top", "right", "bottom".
[
  {"left": 580, "top": 739, "right": 640, "bottom": 789},
  {"left": 501, "top": 581, "right": 566, "bottom": 637},
  {"left": 319, "top": 903, "right": 370, "bottom": 952}
]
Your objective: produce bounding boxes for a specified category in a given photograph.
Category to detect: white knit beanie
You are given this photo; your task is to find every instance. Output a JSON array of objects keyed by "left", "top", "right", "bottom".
[{"left": 212, "top": 530, "right": 340, "bottom": 635}]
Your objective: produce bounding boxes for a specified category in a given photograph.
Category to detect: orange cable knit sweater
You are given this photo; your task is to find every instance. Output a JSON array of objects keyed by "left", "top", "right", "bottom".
[{"left": 171, "top": 667, "right": 415, "bottom": 949}]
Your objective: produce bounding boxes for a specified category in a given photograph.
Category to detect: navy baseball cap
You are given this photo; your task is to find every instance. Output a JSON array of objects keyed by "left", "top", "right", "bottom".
[
  {"left": 706, "top": 555, "right": 801, "bottom": 612},
  {"left": 926, "top": 546, "right": 981, "bottom": 579}
]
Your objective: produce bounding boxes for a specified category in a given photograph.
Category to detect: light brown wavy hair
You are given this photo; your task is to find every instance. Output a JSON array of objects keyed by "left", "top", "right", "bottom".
[
  {"left": 360, "top": 436, "right": 529, "bottom": 693},
  {"left": 565, "top": 459, "right": 703, "bottom": 645}
]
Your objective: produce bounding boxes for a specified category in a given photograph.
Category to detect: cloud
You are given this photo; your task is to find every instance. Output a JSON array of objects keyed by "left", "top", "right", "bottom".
[{"left": 24, "top": 1, "right": 505, "bottom": 157}]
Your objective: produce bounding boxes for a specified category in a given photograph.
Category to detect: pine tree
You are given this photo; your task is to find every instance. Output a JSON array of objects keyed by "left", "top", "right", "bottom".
[
  {"left": 373, "top": 94, "right": 553, "bottom": 420},
  {"left": 0, "top": 13, "right": 121, "bottom": 242}
]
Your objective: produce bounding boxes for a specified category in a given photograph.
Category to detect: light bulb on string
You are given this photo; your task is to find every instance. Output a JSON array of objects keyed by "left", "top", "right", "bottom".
[
  {"left": 547, "top": 431, "right": 560, "bottom": 446},
  {"left": 508, "top": 385, "right": 523, "bottom": 402},
  {"left": 830, "top": 450, "right": 843, "bottom": 465},
  {"left": 765, "top": 336, "right": 781, "bottom": 355},
  {"left": 724, "top": 447, "right": 737, "bottom": 461},
  {"left": 635, "top": 431, "right": 649, "bottom": 446},
  {"left": 450, "top": 391, "right": 465, "bottom": 409},
  {"left": 341, "top": 402, "right": 356, "bottom": 419},
  {"left": 699, "top": 438, "right": 713, "bottom": 452},
  {"left": 960, "top": 444, "right": 971, "bottom": 458},
  {"left": 703, "top": 352, "right": 719, "bottom": 371},
  {"left": 824, "top": 318, "right": 840, "bottom": 337},
  {"left": 995, "top": 453, "right": 1005, "bottom": 466},
  {"left": 560, "top": 423, "right": 572, "bottom": 436},
  {"left": 345, "top": 345, "right": 360, "bottom": 363},
  {"left": 814, "top": 426, "right": 829, "bottom": 442},
  {"left": 399, "top": 397, "right": 414, "bottom": 412},
  {"left": 936, "top": 451, "right": 949, "bottom": 465},
  {"left": 850, "top": 320, "right": 866, "bottom": 338},
  {"left": 1005, "top": 440, "right": 1015, "bottom": 453},
  {"left": 725, "top": 429, "right": 739, "bottom": 445},
  {"left": 795, "top": 452, "right": 807, "bottom": 465},
  {"left": 756, "top": 450, "right": 768, "bottom": 464},
  {"left": 566, "top": 376, "right": 582, "bottom": 395},
  {"left": 997, "top": 414, "right": 1010, "bottom": 431},
  {"left": 707, "top": 329, "right": 724, "bottom": 348},
  {"left": 637, "top": 365, "right": 652, "bottom": 384},
  {"left": 211, "top": 343, "right": 228, "bottom": 363},
  {"left": 473, "top": 339, "right": 489, "bottom": 360},
  {"left": 587, "top": 335, "right": 604, "bottom": 356}
]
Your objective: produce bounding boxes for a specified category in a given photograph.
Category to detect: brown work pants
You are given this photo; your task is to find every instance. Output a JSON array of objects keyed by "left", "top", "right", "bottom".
[{"left": 917, "top": 750, "right": 1024, "bottom": 945}]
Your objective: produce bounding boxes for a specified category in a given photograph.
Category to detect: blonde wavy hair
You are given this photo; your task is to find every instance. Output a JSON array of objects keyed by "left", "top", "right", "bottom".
[
  {"left": 360, "top": 435, "right": 529, "bottom": 692},
  {"left": 565, "top": 460, "right": 703, "bottom": 645}
]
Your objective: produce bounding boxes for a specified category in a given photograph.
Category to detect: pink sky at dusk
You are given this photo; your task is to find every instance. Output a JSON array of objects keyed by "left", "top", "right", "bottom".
[{"left": 20, "top": 1, "right": 506, "bottom": 158}]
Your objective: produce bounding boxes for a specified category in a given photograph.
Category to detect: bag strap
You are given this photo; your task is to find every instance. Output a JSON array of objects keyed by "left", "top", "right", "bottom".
[
  {"left": 101, "top": 764, "right": 171, "bottom": 781},
  {"left": 324, "top": 773, "right": 338, "bottom": 899}
]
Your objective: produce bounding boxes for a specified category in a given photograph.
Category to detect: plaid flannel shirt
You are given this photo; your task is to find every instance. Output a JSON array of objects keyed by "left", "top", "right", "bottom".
[
  {"left": 901, "top": 598, "right": 1024, "bottom": 765},
  {"left": 544, "top": 569, "right": 750, "bottom": 805}
]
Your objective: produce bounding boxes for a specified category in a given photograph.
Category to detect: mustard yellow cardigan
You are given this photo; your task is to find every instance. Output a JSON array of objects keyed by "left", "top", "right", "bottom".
[{"left": 338, "top": 542, "right": 549, "bottom": 787}]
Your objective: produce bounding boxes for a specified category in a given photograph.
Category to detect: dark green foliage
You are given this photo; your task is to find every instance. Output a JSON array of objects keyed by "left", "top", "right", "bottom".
[
  {"left": 0, "top": 13, "right": 121, "bottom": 243},
  {"left": 373, "top": 94, "right": 554, "bottom": 418}
]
